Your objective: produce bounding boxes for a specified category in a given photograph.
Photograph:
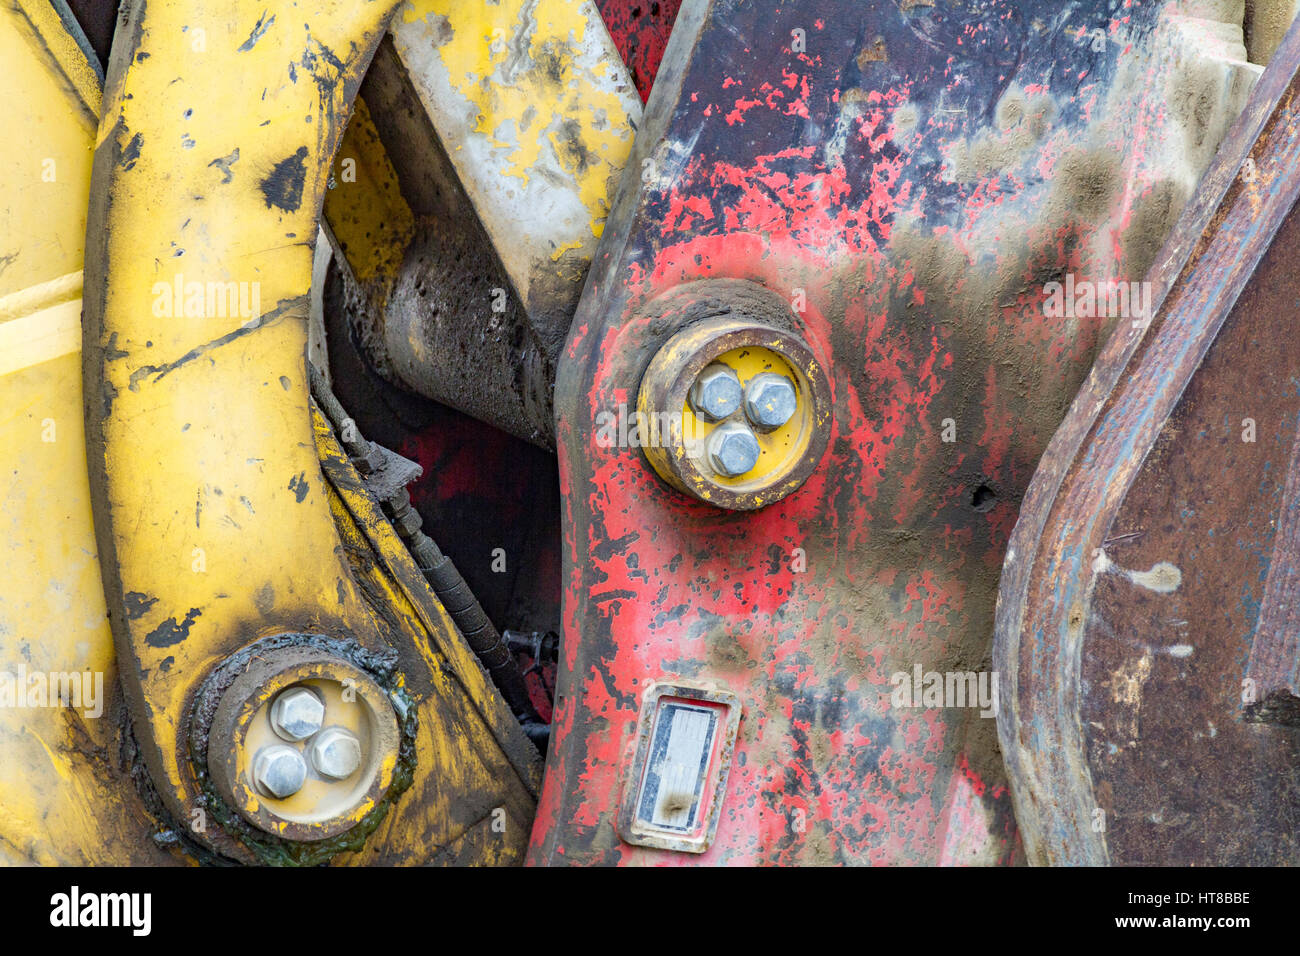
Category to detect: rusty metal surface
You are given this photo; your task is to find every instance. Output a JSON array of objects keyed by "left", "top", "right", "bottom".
[
  {"left": 531, "top": 0, "right": 1269, "bottom": 865},
  {"left": 995, "top": 19, "right": 1300, "bottom": 866}
]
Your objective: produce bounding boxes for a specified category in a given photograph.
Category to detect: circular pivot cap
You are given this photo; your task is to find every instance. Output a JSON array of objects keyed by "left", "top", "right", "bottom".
[
  {"left": 636, "top": 283, "right": 831, "bottom": 511},
  {"left": 207, "top": 645, "right": 401, "bottom": 842}
]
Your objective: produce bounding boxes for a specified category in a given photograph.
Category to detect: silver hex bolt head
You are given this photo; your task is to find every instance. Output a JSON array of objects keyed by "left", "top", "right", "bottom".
[
  {"left": 744, "top": 373, "right": 798, "bottom": 430},
  {"left": 689, "top": 364, "right": 744, "bottom": 422},
  {"left": 310, "top": 726, "right": 363, "bottom": 780},
  {"left": 706, "top": 423, "right": 761, "bottom": 477},
  {"left": 269, "top": 686, "right": 325, "bottom": 742},
  {"left": 252, "top": 744, "right": 308, "bottom": 800}
]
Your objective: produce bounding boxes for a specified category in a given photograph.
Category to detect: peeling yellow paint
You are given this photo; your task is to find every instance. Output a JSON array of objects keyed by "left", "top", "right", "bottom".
[
  {"left": 401, "top": 0, "right": 630, "bottom": 232},
  {"left": 549, "top": 237, "right": 584, "bottom": 261},
  {"left": 0, "top": 4, "right": 182, "bottom": 865},
  {"left": 390, "top": 0, "right": 639, "bottom": 317}
]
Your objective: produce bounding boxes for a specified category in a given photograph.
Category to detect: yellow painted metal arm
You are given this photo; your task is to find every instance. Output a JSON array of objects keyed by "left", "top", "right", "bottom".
[
  {"left": 390, "top": 0, "right": 640, "bottom": 321},
  {"left": 0, "top": 0, "right": 182, "bottom": 865},
  {"left": 316, "top": 0, "right": 640, "bottom": 447},
  {"left": 81, "top": 0, "right": 420, "bottom": 853}
]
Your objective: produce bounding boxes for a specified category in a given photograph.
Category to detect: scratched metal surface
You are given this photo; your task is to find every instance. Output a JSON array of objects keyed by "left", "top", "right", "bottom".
[
  {"left": 995, "top": 20, "right": 1300, "bottom": 866},
  {"left": 531, "top": 0, "right": 1257, "bottom": 864}
]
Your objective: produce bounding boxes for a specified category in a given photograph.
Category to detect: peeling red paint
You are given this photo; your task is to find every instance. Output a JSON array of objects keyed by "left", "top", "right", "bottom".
[{"left": 533, "top": 0, "right": 1192, "bottom": 866}]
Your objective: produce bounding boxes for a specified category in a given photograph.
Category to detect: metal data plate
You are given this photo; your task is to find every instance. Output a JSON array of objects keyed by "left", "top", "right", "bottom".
[{"left": 618, "top": 682, "right": 741, "bottom": 854}]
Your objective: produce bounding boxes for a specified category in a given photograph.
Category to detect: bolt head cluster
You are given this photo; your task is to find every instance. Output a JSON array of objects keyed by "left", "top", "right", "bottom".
[
  {"left": 687, "top": 364, "right": 798, "bottom": 477},
  {"left": 252, "top": 685, "right": 363, "bottom": 800}
]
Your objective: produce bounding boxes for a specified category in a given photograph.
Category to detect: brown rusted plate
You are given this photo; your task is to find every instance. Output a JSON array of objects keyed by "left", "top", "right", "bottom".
[{"left": 995, "top": 22, "right": 1300, "bottom": 865}]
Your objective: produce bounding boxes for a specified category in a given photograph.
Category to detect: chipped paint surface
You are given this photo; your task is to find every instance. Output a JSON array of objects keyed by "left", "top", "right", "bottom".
[
  {"left": 82, "top": 0, "right": 410, "bottom": 859},
  {"left": 393, "top": 0, "right": 641, "bottom": 308},
  {"left": 595, "top": 0, "right": 684, "bottom": 101},
  {"left": 0, "top": 4, "right": 98, "bottom": 300},
  {"left": 1092, "top": 549, "right": 1183, "bottom": 593},
  {"left": 533, "top": 0, "right": 1267, "bottom": 865},
  {"left": 78, "top": 0, "right": 540, "bottom": 864},
  {"left": 0, "top": 2, "right": 181, "bottom": 865}
]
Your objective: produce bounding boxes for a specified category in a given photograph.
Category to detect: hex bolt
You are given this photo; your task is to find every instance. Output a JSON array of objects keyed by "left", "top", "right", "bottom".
[
  {"left": 706, "top": 422, "right": 761, "bottom": 477},
  {"left": 269, "top": 686, "right": 325, "bottom": 742},
  {"left": 252, "top": 744, "right": 308, "bottom": 800},
  {"left": 744, "top": 373, "right": 798, "bottom": 430},
  {"left": 310, "top": 726, "right": 363, "bottom": 780},
  {"left": 689, "top": 364, "right": 744, "bottom": 422}
]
